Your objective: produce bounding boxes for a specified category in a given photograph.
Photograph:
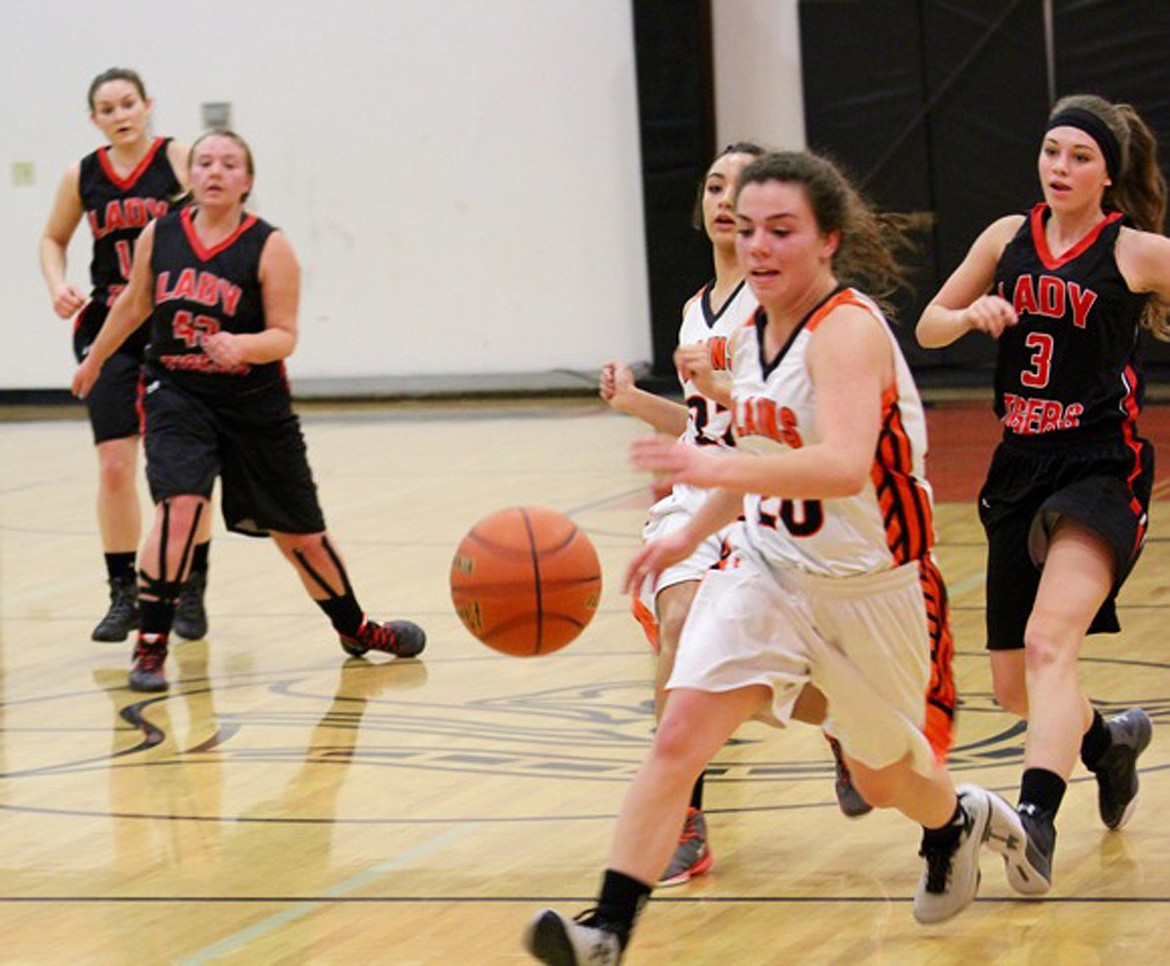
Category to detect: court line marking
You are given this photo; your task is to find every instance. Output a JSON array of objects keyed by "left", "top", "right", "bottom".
[{"left": 176, "top": 822, "right": 479, "bottom": 965}]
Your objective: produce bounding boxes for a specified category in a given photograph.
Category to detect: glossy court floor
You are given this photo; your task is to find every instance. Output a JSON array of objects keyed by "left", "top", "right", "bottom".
[{"left": 1, "top": 396, "right": 1168, "bottom": 964}]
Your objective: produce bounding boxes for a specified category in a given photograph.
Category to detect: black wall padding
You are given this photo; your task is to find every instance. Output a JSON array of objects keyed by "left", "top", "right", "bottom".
[
  {"left": 1052, "top": 0, "right": 1170, "bottom": 365},
  {"left": 918, "top": 0, "right": 1049, "bottom": 374},
  {"left": 632, "top": 0, "right": 717, "bottom": 376},
  {"left": 798, "top": 0, "right": 937, "bottom": 369},
  {"left": 799, "top": 0, "right": 1048, "bottom": 381}
]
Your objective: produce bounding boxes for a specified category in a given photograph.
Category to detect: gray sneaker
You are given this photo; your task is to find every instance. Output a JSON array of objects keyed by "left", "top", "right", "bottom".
[
  {"left": 92, "top": 576, "right": 139, "bottom": 642},
  {"left": 1092, "top": 708, "right": 1153, "bottom": 830},
  {"left": 172, "top": 571, "right": 209, "bottom": 640},
  {"left": 524, "top": 908, "right": 622, "bottom": 965},
  {"left": 128, "top": 636, "right": 169, "bottom": 692},
  {"left": 987, "top": 801, "right": 1054, "bottom": 896},
  {"left": 658, "top": 807, "right": 713, "bottom": 887},
  {"left": 913, "top": 784, "right": 992, "bottom": 924},
  {"left": 827, "top": 734, "right": 873, "bottom": 818}
]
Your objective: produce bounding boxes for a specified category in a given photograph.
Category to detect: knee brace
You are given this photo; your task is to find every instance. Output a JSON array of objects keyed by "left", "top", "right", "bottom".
[
  {"left": 293, "top": 535, "right": 352, "bottom": 600},
  {"left": 137, "top": 569, "right": 183, "bottom": 604},
  {"left": 142, "top": 498, "right": 204, "bottom": 600}
]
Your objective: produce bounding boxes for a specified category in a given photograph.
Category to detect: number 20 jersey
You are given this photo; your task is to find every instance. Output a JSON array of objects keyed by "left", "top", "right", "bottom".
[{"left": 732, "top": 287, "right": 936, "bottom": 577}]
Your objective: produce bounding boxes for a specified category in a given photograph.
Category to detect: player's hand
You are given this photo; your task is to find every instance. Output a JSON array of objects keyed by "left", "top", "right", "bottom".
[
  {"left": 72, "top": 356, "right": 101, "bottom": 399},
  {"left": 600, "top": 360, "right": 638, "bottom": 411},
  {"left": 962, "top": 294, "right": 1017, "bottom": 339},
  {"left": 203, "top": 331, "right": 245, "bottom": 370},
  {"left": 630, "top": 435, "right": 724, "bottom": 489},
  {"left": 674, "top": 343, "right": 718, "bottom": 394},
  {"left": 51, "top": 283, "right": 86, "bottom": 320},
  {"left": 622, "top": 529, "right": 700, "bottom": 595}
]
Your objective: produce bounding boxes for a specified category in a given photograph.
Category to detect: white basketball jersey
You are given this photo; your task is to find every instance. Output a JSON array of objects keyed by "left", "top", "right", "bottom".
[
  {"left": 731, "top": 287, "right": 936, "bottom": 577},
  {"left": 678, "top": 279, "right": 757, "bottom": 450}
]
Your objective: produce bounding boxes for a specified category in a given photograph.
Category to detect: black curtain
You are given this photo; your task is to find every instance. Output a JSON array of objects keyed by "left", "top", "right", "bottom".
[
  {"left": 1053, "top": 0, "right": 1170, "bottom": 367},
  {"left": 632, "top": 0, "right": 716, "bottom": 378},
  {"left": 800, "top": 0, "right": 1048, "bottom": 383}
]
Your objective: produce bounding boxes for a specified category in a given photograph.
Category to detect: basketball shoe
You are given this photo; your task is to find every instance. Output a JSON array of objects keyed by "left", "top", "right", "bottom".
[
  {"left": 913, "top": 784, "right": 996, "bottom": 923},
  {"left": 524, "top": 908, "right": 623, "bottom": 965},
  {"left": 989, "top": 801, "right": 1054, "bottom": 896},
  {"left": 826, "top": 734, "right": 872, "bottom": 818},
  {"left": 1091, "top": 708, "right": 1153, "bottom": 830},
  {"left": 128, "top": 635, "right": 169, "bottom": 692},
  {"left": 172, "top": 571, "right": 209, "bottom": 640},
  {"left": 339, "top": 617, "right": 427, "bottom": 658},
  {"left": 92, "top": 576, "right": 139, "bottom": 642},
  {"left": 658, "top": 806, "right": 713, "bottom": 887}
]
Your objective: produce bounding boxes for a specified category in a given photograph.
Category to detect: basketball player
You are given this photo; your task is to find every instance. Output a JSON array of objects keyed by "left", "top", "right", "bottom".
[
  {"left": 72, "top": 130, "right": 426, "bottom": 692},
  {"left": 604, "top": 145, "right": 879, "bottom": 889},
  {"left": 916, "top": 94, "right": 1169, "bottom": 894},
  {"left": 525, "top": 151, "right": 1021, "bottom": 964},
  {"left": 40, "top": 68, "right": 212, "bottom": 644},
  {"left": 602, "top": 143, "right": 760, "bottom": 886}
]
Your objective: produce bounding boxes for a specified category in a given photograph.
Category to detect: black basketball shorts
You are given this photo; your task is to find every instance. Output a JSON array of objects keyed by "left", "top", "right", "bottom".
[
  {"left": 73, "top": 301, "right": 145, "bottom": 444},
  {"left": 978, "top": 437, "right": 1154, "bottom": 650},
  {"left": 142, "top": 375, "right": 327, "bottom": 537}
]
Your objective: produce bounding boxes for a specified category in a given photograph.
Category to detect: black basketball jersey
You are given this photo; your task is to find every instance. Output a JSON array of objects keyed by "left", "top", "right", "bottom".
[
  {"left": 79, "top": 137, "right": 182, "bottom": 307},
  {"left": 992, "top": 203, "right": 1149, "bottom": 450},
  {"left": 147, "top": 207, "right": 283, "bottom": 396}
]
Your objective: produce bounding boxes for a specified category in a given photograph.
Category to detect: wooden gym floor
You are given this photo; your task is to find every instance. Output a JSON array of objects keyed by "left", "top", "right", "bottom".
[{"left": 1, "top": 395, "right": 1168, "bottom": 964}]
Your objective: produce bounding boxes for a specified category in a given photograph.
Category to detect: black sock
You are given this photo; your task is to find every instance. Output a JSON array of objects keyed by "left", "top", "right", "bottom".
[
  {"left": 689, "top": 772, "right": 705, "bottom": 811},
  {"left": 1019, "top": 767, "right": 1066, "bottom": 818},
  {"left": 1080, "top": 709, "right": 1111, "bottom": 770},
  {"left": 921, "top": 798, "right": 964, "bottom": 850},
  {"left": 595, "top": 869, "right": 651, "bottom": 947},
  {"left": 317, "top": 590, "right": 364, "bottom": 636},
  {"left": 190, "top": 541, "right": 211, "bottom": 577},
  {"left": 139, "top": 597, "right": 176, "bottom": 638},
  {"left": 105, "top": 552, "right": 136, "bottom": 582}
]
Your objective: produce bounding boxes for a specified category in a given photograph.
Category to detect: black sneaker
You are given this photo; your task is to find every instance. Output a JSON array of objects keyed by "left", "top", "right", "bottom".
[
  {"left": 1092, "top": 708, "right": 1153, "bottom": 830},
  {"left": 128, "top": 636, "right": 169, "bottom": 692},
  {"left": 523, "top": 908, "right": 623, "bottom": 965},
  {"left": 172, "top": 571, "right": 209, "bottom": 640},
  {"left": 827, "top": 734, "right": 873, "bottom": 818},
  {"left": 92, "top": 576, "right": 139, "bottom": 642},
  {"left": 340, "top": 618, "right": 427, "bottom": 658},
  {"left": 994, "top": 803, "right": 1055, "bottom": 896}
]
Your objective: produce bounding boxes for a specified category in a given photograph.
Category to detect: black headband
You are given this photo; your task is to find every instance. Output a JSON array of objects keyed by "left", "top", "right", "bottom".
[{"left": 1046, "top": 106, "right": 1122, "bottom": 181}]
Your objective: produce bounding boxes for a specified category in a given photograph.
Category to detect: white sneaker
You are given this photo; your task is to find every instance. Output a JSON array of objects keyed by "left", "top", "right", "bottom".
[
  {"left": 524, "top": 908, "right": 623, "bottom": 965},
  {"left": 913, "top": 784, "right": 992, "bottom": 923}
]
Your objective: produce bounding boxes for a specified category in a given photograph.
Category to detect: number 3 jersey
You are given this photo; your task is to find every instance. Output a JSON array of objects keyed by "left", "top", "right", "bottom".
[
  {"left": 147, "top": 207, "right": 283, "bottom": 396},
  {"left": 732, "top": 287, "right": 936, "bottom": 577},
  {"left": 993, "top": 203, "right": 1147, "bottom": 450}
]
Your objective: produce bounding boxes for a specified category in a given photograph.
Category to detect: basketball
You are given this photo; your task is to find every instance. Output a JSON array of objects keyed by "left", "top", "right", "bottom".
[{"left": 450, "top": 506, "right": 602, "bottom": 656}]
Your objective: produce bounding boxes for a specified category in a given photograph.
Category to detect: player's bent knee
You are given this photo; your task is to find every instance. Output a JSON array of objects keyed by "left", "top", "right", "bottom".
[{"left": 992, "top": 676, "right": 1028, "bottom": 717}]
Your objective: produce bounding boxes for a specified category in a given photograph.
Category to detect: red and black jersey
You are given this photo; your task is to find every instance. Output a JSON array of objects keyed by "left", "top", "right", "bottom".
[
  {"left": 147, "top": 207, "right": 283, "bottom": 396},
  {"left": 992, "top": 203, "right": 1148, "bottom": 450},
  {"left": 79, "top": 137, "right": 181, "bottom": 308}
]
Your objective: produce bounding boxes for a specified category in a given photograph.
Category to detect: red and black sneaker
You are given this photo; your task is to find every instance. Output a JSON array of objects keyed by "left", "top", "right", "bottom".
[
  {"left": 340, "top": 618, "right": 427, "bottom": 659},
  {"left": 129, "top": 635, "right": 169, "bottom": 692}
]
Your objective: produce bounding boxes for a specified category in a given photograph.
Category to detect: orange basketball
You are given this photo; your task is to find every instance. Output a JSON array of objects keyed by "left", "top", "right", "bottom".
[{"left": 450, "top": 506, "right": 602, "bottom": 656}]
